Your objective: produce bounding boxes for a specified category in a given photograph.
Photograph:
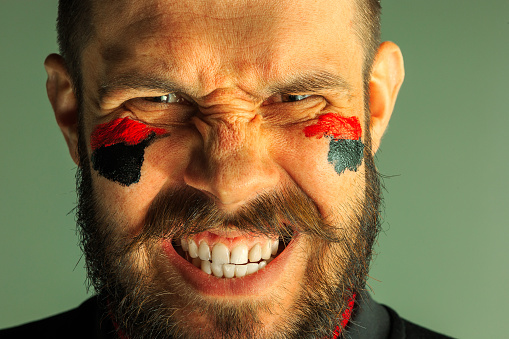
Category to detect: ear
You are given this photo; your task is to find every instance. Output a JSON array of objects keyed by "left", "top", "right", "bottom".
[
  {"left": 368, "top": 41, "right": 405, "bottom": 155},
  {"left": 44, "top": 54, "right": 80, "bottom": 166}
]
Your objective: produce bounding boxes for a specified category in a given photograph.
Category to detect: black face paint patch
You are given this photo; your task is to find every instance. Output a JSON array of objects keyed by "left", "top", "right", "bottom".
[
  {"left": 91, "top": 135, "right": 156, "bottom": 186},
  {"left": 328, "top": 138, "right": 364, "bottom": 175},
  {"left": 90, "top": 117, "right": 167, "bottom": 186}
]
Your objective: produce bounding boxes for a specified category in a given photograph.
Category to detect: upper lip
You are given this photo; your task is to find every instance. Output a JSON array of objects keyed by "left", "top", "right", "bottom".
[
  {"left": 207, "top": 228, "right": 258, "bottom": 238},
  {"left": 182, "top": 220, "right": 296, "bottom": 242},
  {"left": 176, "top": 229, "right": 281, "bottom": 253}
]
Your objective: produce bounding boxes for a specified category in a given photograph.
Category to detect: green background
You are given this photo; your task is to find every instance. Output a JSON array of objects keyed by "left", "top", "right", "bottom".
[{"left": 1, "top": 1, "right": 507, "bottom": 337}]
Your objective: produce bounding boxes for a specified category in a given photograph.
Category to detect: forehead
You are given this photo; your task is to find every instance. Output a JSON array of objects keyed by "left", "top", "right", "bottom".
[{"left": 87, "top": 0, "right": 361, "bottom": 97}]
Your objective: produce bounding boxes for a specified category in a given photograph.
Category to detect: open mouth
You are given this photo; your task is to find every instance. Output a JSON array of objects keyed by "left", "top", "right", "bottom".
[{"left": 171, "top": 232, "right": 293, "bottom": 278}]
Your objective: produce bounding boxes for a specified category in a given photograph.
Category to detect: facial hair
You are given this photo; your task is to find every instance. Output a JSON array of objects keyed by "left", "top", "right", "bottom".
[{"left": 75, "top": 118, "right": 382, "bottom": 339}]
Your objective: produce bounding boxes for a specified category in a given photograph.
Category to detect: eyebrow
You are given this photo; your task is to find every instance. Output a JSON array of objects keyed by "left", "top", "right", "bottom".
[
  {"left": 99, "top": 69, "right": 351, "bottom": 103},
  {"left": 268, "top": 70, "right": 352, "bottom": 95},
  {"left": 99, "top": 74, "right": 184, "bottom": 103}
]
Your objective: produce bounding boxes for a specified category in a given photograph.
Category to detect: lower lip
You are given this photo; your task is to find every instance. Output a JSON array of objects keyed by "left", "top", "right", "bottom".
[{"left": 161, "top": 236, "right": 298, "bottom": 297}]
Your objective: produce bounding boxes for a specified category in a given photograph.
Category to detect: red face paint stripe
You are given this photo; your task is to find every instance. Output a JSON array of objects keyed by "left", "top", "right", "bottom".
[
  {"left": 304, "top": 113, "right": 362, "bottom": 140},
  {"left": 90, "top": 117, "right": 167, "bottom": 150},
  {"left": 331, "top": 293, "right": 356, "bottom": 339}
]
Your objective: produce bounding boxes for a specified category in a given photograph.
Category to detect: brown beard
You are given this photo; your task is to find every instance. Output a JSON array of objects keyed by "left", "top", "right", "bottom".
[{"left": 75, "top": 117, "right": 382, "bottom": 338}]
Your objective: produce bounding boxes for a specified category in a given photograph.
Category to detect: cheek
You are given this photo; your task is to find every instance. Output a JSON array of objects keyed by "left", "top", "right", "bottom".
[
  {"left": 303, "top": 113, "right": 364, "bottom": 175},
  {"left": 90, "top": 128, "right": 195, "bottom": 236},
  {"left": 90, "top": 117, "right": 167, "bottom": 186},
  {"left": 274, "top": 131, "right": 365, "bottom": 221},
  {"left": 272, "top": 113, "right": 366, "bottom": 218}
]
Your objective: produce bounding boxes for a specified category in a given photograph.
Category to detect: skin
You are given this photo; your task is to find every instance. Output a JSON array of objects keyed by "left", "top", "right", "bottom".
[{"left": 44, "top": 0, "right": 404, "bottom": 336}]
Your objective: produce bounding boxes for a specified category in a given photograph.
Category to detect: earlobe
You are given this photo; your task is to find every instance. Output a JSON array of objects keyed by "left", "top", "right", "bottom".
[
  {"left": 368, "top": 41, "right": 405, "bottom": 155},
  {"left": 44, "top": 53, "right": 80, "bottom": 165}
]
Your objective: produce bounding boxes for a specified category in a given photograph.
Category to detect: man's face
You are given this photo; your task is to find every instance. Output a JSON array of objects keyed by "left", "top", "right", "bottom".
[{"left": 56, "top": 0, "right": 398, "bottom": 337}]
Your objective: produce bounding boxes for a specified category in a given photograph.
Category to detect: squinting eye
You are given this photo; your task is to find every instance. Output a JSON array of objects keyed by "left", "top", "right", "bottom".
[
  {"left": 281, "top": 94, "right": 312, "bottom": 102},
  {"left": 126, "top": 93, "right": 193, "bottom": 114},
  {"left": 262, "top": 93, "right": 313, "bottom": 105},
  {"left": 145, "top": 93, "right": 187, "bottom": 104}
]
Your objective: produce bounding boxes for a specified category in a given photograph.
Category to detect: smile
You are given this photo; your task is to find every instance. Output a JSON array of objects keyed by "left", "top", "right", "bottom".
[
  {"left": 162, "top": 229, "right": 296, "bottom": 295},
  {"left": 174, "top": 232, "right": 288, "bottom": 278}
]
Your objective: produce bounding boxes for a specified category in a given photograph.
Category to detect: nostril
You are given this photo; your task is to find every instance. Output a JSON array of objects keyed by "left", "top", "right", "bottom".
[
  {"left": 213, "top": 163, "right": 279, "bottom": 205},
  {"left": 184, "top": 150, "right": 280, "bottom": 206}
]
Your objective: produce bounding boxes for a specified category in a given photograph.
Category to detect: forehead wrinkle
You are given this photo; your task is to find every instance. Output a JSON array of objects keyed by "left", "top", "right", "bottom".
[
  {"left": 98, "top": 12, "right": 189, "bottom": 66},
  {"left": 89, "top": 0, "right": 359, "bottom": 105},
  {"left": 94, "top": 0, "right": 307, "bottom": 69}
]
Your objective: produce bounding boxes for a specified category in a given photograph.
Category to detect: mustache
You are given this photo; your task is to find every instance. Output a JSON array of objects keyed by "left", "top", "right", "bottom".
[{"left": 129, "top": 185, "right": 342, "bottom": 249}]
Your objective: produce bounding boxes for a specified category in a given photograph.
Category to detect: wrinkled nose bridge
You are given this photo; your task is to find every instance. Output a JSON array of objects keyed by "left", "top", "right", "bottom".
[
  {"left": 185, "top": 114, "right": 279, "bottom": 206},
  {"left": 205, "top": 116, "right": 254, "bottom": 158}
]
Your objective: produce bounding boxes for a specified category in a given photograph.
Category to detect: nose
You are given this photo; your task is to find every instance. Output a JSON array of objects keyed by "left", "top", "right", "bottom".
[{"left": 184, "top": 114, "right": 279, "bottom": 207}]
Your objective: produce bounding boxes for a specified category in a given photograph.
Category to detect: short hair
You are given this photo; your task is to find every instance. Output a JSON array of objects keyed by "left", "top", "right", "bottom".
[
  {"left": 56, "top": 0, "right": 93, "bottom": 93},
  {"left": 57, "top": 0, "right": 381, "bottom": 92},
  {"left": 354, "top": 0, "right": 382, "bottom": 76}
]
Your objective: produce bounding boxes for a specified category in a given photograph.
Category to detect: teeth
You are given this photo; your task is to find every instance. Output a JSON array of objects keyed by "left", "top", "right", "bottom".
[
  {"left": 261, "top": 241, "right": 271, "bottom": 260},
  {"left": 271, "top": 239, "right": 279, "bottom": 256},
  {"left": 230, "top": 244, "right": 248, "bottom": 264},
  {"left": 201, "top": 259, "right": 212, "bottom": 275},
  {"left": 198, "top": 241, "right": 211, "bottom": 261},
  {"left": 235, "top": 265, "right": 247, "bottom": 277},
  {"left": 211, "top": 262, "right": 223, "bottom": 277},
  {"left": 179, "top": 237, "right": 283, "bottom": 278},
  {"left": 248, "top": 243, "right": 262, "bottom": 262},
  {"left": 188, "top": 240, "right": 199, "bottom": 258},
  {"left": 212, "top": 243, "right": 230, "bottom": 265},
  {"left": 246, "top": 263, "right": 259, "bottom": 275},
  {"left": 223, "top": 264, "right": 235, "bottom": 278}
]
